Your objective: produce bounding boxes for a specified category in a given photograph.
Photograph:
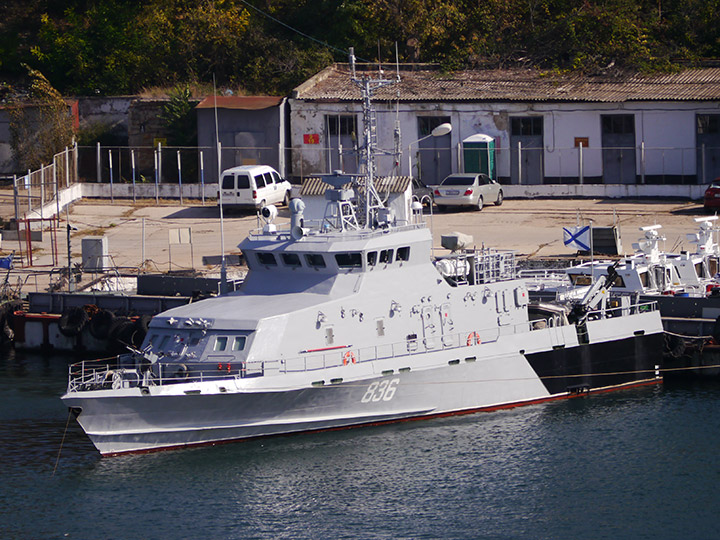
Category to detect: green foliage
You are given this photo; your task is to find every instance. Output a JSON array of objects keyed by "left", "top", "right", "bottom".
[
  {"left": 7, "top": 65, "right": 75, "bottom": 171},
  {"left": 4, "top": 0, "right": 720, "bottom": 97},
  {"left": 160, "top": 86, "right": 197, "bottom": 147}
]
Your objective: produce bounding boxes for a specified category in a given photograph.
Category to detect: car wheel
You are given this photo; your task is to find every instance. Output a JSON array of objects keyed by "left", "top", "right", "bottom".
[
  {"left": 283, "top": 191, "right": 291, "bottom": 206},
  {"left": 476, "top": 196, "right": 484, "bottom": 211},
  {"left": 495, "top": 190, "right": 503, "bottom": 206}
]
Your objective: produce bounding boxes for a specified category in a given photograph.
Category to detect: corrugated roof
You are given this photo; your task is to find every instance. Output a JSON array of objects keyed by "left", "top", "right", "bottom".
[
  {"left": 302, "top": 175, "right": 412, "bottom": 196},
  {"left": 293, "top": 65, "right": 720, "bottom": 103},
  {"left": 196, "top": 96, "right": 283, "bottom": 110}
]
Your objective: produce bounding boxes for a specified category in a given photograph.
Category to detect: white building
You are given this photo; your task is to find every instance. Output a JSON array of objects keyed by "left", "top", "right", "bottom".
[{"left": 289, "top": 65, "right": 720, "bottom": 190}]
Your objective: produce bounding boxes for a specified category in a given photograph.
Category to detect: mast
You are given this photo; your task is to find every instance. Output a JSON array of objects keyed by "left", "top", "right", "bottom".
[{"left": 348, "top": 47, "right": 400, "bottom": 227}]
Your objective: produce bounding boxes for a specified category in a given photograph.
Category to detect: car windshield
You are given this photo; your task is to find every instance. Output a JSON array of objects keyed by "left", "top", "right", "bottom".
[{"left": 442, "top": 176, "right": 474, "bottom": 186}]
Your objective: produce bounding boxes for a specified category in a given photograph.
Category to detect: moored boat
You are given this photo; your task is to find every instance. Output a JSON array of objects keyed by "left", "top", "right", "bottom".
[{"left": 61, "top": 58, "right": 665, "bottom": 455}]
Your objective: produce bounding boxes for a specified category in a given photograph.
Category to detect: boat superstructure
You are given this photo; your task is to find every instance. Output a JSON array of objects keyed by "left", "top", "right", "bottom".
[
  {"left": 62, "top": 59, "right": 665, "bottom": 456},
  {"left": 527, "top": 217, "right": 720, "bottom": 301}
]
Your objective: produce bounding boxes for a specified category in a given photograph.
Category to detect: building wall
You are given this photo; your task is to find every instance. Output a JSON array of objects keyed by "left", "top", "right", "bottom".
[
  {"left": 0, "top": 111, "right": 14, "bottom": 176},
  {"left": 77, "top": 97, "right": 133, "bottom": 144},
  {"left": 196, "top": 106, "right": 283, "bottom": 183},
  {"left": 289, "top": 99, "right": 720, "bottom": 185}
]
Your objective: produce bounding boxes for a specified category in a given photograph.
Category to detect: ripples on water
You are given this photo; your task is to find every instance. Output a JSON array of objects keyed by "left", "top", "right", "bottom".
[{"left": 2, "top": 348, "right": 719, "bottom": 539}]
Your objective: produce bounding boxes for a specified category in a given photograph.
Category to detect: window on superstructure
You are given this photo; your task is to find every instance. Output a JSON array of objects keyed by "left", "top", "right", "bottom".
[
  {"left": 335, "top": 252, "right": 362, "bottom": 268},
  {"left": 379, "top": 249, "right": 393, "bottom": 264},
  {"left": 367, "top": 251, "right": 377, "bottom": 266},
  {"left": 257, "top": 253, "right": 277, "bottom": 266},
  {"left": 232, "top": 337, "right": 246, "bottom": 351},
  {"left": 397, "top": 247, "right": 410, "bottom": 261},
  {"left": 639, "top": 271, "right": 649, "bottom": 287},
  {"left": 306, "top": 254, "right": 326, "bottom": 268},
  {"left": 282, "top": 253, "right": 302, "bottom": 267},
  {"left": 214, "top": 336, "right": 228, "bottom": 351},
  {"left": 569, "top": 274, "right": 592, "bottom": 286}
]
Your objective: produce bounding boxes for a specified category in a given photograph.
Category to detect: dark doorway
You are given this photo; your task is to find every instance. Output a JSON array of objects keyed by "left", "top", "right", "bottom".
[
  {"left": 601, "top": 114, "right": 636, "bottom": 184},
  {"left": 697, "top": 114, "right": 720, "bottom": 184},
  {"left": 510, "top": 116, "right": 544, "bottom": 184},
  {"left": 416, "top": 116, "right": 452, "bottom": 185}
]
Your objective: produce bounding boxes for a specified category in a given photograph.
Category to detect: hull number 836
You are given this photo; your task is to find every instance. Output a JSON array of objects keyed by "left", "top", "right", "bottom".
[{"left": 361, "top": 378, "right": 400, "bottom": 403}]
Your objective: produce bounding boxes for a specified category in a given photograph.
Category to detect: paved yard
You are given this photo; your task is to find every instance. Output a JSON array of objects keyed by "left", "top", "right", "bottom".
[{"left": 0, "top": 193, "right": 712, "bottom": 294}]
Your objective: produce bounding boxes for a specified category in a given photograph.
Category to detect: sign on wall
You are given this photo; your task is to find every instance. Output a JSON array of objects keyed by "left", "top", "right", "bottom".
[{"left": 303, "top": 134, "right": 320, "bottom": 144}]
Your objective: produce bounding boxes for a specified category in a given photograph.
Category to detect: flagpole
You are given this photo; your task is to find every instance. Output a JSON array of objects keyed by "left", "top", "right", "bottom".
[{"left": 590, "top": 219, "right": 594, "bottom": 283}]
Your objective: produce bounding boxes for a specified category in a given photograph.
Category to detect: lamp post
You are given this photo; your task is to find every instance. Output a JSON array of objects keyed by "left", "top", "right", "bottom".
[{"left": 407, "top": 122, "right": 452, "bottom": 178}]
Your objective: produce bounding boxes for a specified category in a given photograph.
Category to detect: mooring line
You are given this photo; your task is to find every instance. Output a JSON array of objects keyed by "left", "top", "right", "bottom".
[{"left": 52, "top": 409, "right": 72, "bottom": 477}]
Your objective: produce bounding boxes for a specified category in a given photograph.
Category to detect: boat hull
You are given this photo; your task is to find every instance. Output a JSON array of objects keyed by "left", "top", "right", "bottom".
[{"left": 63, "top": 332, "right": 663, "bottom": 456}]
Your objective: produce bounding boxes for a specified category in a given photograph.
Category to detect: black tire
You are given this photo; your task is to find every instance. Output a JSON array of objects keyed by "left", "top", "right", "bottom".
[
  {"left": 476, "top": 196, "right": 484, "bottom": 211},
  {"left": 58, "top": 306, "right": 89, "bottom": 337},
  {"left": 132, "top": 315, "right": 152, "bottom": 347},
  {"left": 111, "top": 318, "right": 136, "bottom": 346},
  {"left": 495, "top": 190, "right": 503, "bottom": 206},
  {"left": 89, "top": 309, "right": 116, "bottom": 340},
  {"left": 283, "top": 191, "right": 291, "bottom": 206}
]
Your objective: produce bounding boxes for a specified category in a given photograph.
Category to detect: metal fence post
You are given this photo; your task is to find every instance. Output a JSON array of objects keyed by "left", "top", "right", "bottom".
[
  {"left": 13, "top": 175, "right": 19, "bottom": 221},
  {"left": 177, "top": 150, "right": 183, "bottom": 205},
  {"left": 640, "top": 141, "right": 646, "bottom": 184},
  {"left": 40, "top": 164, "right": 45, "bottom": 220},
  {"left": 154, "top": 149, "right": 159, "bottom": 204},
  {"left": 131, "top": 149, "right": 136, "bottom": 203},
  {"left": 108, "top": 149, "right": 114, "bottom": 202},
  {"left": 579, "top": 142, "right": 584, "bottom": 184},
  {"left": 200, "top": 150, "right": 205, "bottom": 205},
  {"left": 96, "top": 142, "right": 101, "bottom": 183},
  {"left": 517, "top": 141, "right": 522, "bottom": 185}
]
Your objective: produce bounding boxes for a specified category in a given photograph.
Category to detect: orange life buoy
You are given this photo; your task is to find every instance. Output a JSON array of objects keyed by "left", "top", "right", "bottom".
[
  {"left": 343, "top": 351, "right": 357, "bottom": 365},
  {"left": 467, "top": 332, "right": 481, "bottom": 346}
]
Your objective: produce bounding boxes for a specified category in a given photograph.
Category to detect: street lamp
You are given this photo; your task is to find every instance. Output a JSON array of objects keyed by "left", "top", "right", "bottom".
[{"left": 407, "top": 122, "right": 452, "bottom": 178}]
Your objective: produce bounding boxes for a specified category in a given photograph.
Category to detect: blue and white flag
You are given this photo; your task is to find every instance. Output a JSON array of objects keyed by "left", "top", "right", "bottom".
[
  {"left": 563, "top": 226, "right": 591, "bottom": 251},
  {"left": 0, "top": 253, "right": 13, "bottom": 270}
]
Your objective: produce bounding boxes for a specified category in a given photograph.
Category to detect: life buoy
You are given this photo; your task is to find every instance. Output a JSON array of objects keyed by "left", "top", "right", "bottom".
[
  {"left": 343, "top": 351, "right": 357, "bottom": 365},
  {"left": 175, "top": 364, "right": 189, "bottom": 379},
  {"left": 467, "top": 332, "right": 481, "bottom": 346}
]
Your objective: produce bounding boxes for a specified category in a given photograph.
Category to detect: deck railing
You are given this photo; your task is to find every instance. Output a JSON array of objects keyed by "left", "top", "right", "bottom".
[{"left": 66, "top": 301, "right": 658, "bottom": 392}]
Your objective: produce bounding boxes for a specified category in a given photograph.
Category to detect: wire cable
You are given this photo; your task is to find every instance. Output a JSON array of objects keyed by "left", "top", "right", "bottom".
[{"left": 236, "top": 0, "right": 372, "bottom": 62}]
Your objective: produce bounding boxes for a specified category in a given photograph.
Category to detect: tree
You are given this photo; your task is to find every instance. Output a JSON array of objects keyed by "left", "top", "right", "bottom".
[{"left": 8, "top": 65, "right": 75, "bottom": 171}]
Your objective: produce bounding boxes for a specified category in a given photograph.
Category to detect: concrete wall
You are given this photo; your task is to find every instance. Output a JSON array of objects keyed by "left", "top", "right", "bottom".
[
  {"left": 0, "top": 110, "right": 14, "bottom": 175},
  {"left": 77, "top": 97, "right": 133, "bottom": 143},
  {"left": 197, "top": 105, "right": 284, "bottom": 183}
]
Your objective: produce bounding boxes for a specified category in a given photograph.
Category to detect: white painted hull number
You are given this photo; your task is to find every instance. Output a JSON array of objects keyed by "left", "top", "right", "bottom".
[{"left": 361, "top": 378, "right": 400, "bottom": 403}]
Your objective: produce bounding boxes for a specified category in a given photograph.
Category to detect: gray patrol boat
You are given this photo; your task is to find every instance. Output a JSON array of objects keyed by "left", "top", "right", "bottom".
[{"left": 62, "top": 58, "right": 665, "bottom": 456}]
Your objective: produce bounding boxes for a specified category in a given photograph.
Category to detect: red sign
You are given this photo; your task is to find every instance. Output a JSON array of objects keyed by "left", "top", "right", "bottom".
[{"left": 303, "top": 133, "right": 320, "bottom": 144}]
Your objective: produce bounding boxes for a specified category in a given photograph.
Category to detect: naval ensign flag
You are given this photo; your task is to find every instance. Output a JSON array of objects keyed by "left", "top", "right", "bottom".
[{"left": 563, "top": 225, "right": 591, "bottom": 251}]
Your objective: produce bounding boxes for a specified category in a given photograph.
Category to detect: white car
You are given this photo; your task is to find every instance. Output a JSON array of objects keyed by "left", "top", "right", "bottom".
[
  {"left": 218, "top": 165, "right": 292, "bottom": 209},
  {"left": 433, "top": 173, "right": 503, "bottom": 211}
]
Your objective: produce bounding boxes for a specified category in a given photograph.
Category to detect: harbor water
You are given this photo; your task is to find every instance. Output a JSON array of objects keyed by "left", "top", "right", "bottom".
[{"left": 2, "top": 346, "right": 719, "bottom": 540}]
